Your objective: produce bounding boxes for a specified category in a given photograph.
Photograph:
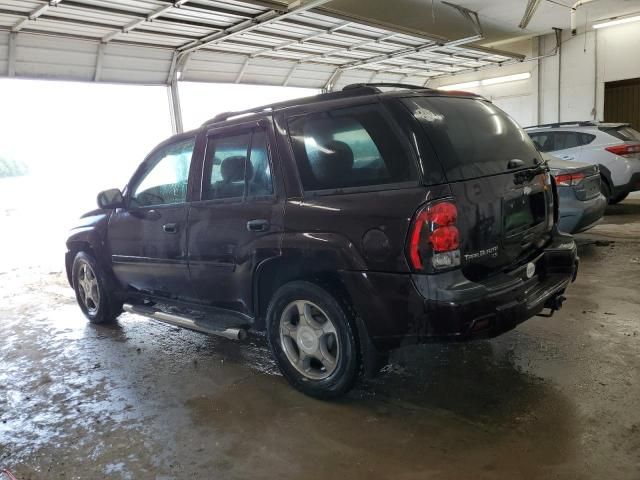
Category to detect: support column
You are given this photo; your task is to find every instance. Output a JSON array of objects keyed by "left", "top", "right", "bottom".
[
  {"left": 556, "top": 29, "right": 562, "bottom": 122},
  {"left": 167, "top": 78, "right": 184, "bottom": 134},
  {"left": 8, "top": 32, "right": 17, "bottom": 77}
]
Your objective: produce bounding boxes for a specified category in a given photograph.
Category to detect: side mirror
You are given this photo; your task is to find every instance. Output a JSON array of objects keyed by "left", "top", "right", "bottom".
[{"left": 97, "top": 188, "right": 124, "bottom": 209}]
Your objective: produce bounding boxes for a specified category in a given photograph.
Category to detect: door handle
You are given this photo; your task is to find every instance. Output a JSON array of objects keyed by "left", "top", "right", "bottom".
[
  {"left": 163, "top": 223, "right": 178, "bottom": 234},
  {"left": 246, "top": 219, "right": 270, "bottom": 232}
]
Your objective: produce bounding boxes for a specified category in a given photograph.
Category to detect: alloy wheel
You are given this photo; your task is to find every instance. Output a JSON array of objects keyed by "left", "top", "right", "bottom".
[
  {"left": 279, "top": 300, "right": 340, "bottom": 380},
  {"left": 77, "top": 262, "right": 100, "bottom": 315}
]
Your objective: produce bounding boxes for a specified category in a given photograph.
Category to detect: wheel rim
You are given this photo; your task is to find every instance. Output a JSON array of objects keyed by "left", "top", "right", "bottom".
[
  {"left": 279, "top": 300, "right": 340, "bottom": 380},
  {"left": 77, "top": 262, "right": 100, "bottom": 315}
]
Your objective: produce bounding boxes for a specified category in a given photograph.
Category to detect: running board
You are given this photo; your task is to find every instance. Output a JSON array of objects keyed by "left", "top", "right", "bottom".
[{"left": 123, "top": 303, "right": 247, "bottom": 341}]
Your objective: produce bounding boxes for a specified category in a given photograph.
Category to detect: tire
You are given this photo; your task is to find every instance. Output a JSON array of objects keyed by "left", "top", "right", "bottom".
[
  {"left": 72, "top": 251, "right": 122, "bottom": 324},
  {"left": 266, "top": 281, "right": 360, "bottom": 399},
  {"left": 600, "top": 177, "right": 612, "bottom": 202},
  {"left": 610, "top": 192, "right": 629, "bottom": 204}
]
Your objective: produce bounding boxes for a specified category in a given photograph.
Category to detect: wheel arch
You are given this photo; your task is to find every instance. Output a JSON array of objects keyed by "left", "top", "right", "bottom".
[
  {"left": 253, "top": 255, "right": 357, "bottom": 331},
  {"left": 252, "top": 250, "right": 385, "bottom": 378},
  {"left": 65, "top": 226, "right": 111, "bottom": 288}
]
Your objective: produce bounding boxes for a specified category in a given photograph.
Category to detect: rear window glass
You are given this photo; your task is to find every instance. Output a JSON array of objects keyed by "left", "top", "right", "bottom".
[
  {"left": 403, "top": 96, "right": 540, "bottom": 181},
  {"left": 602, "top": 126, "right": 640, "bottom": 142},
  {"left": 288, "top": 104, "right": 417, "bottom": 191},
  {"left": 529, "top": 131, "right": 595, "bottom": 152}
]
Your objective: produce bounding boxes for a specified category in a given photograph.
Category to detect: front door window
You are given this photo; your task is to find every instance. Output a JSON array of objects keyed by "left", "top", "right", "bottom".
[{"left": 131, "top": 137, "right": 195, "bottom": 208}]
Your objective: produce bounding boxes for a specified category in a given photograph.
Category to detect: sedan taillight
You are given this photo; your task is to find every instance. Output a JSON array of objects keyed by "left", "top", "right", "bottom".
[
  {"left": 408, "top": 200, "right": 460, "bottom": 271},
  {"left": 554, "top": 172, "right": 585, "bottom": 186},
  {"left": 605, "top": 143, "right": 640, "bottom": 156}
]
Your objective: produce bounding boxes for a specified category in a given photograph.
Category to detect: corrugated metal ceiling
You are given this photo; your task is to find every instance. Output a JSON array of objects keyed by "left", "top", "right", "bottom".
[{"left": 0, "top": 0, "right": 524, "bottom": 89}]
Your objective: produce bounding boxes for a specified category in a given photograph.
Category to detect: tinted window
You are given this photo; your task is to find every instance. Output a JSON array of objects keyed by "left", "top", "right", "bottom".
[
  {"left": 602, "top": 126, "right": 640, "bottom": 142},
  {"left": 554, "top": 132, "right": 580, "bottom": 150},
  {"left": 247, "top": 130, "right": 273, "bottom": 196},
  {"left": 580, "top": 133, "right": 596, "bottom": 145},
  {"left": 529, "top": 131, "right": 595, "bottom": 152},
  {"left": 131, "top": 137, "right": 194, "bottom": 208},
  {"left": 529, "top": 132, "right": 555, "bottom": 152},
  {"left": 404, "top": 97, "right": 539, "bottom": 181},
  {"left": 288, "top": 104, "right": 416, "bottom": 191},
  {"left": 204, "top": 133, "right": 250, "bottom": 200},
  {"left": 202, "top": 129, "right": 273, "bottom": 200}
]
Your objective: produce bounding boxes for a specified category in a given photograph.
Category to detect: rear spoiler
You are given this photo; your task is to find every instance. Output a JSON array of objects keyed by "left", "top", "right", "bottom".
[{"left": 524, "top": 121, "right": 631, "bottom": 130}]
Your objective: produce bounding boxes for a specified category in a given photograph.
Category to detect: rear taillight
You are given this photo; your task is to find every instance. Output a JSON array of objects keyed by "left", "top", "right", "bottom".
[
  {"left": 408, "top": 200, "right": 461, "bottom": 271},
  {"left": 553, "top": 172, "right": 585, "bottom": 186},
  {"left": 605, "top": 143, "right": 640, "bottom": 156}
]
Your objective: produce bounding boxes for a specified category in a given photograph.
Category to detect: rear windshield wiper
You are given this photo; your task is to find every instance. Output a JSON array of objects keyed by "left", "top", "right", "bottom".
[{"left": 512, "top": 160, "right": 548, "bottom": 185}]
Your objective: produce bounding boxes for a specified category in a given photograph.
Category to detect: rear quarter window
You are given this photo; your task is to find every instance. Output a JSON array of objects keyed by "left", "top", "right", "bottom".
[
  {"left": 602, "top": 126, "right": 640, "bottom": 142},
  {"left": 288, "top": 104, "right": 417, "bottom": 192},
  {"left": 403, "top": 96, "right": 540, "bottom": 181}
]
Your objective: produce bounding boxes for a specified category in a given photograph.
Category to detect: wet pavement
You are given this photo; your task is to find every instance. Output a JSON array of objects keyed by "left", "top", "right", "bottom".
[{"left": 1, "top": 199, "right": 640, "bottom": 479}]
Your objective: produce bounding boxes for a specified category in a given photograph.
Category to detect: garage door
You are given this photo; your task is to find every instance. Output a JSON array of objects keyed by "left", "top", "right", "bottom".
[{"left": 604, "top": 78, "right": 640, "bottom": 130}]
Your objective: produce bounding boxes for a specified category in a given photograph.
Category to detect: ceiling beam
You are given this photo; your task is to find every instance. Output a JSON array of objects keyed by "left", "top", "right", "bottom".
[
  {"left": 300, "top": 31, "right": 398, "bottom": 64},
  {"left": 337, "top": 2, "right": 485, "bottom": 71},
  {"left": 235, "top": 56, "right": 251, "bottom": 83},
  {"left": 175, "top": 0, "right": 333, "bottom": 56},
  {"left": 322, "top": 67, "right": 342, "bottom": 91},
  {"left": 12, "top": 0, "right": 63, "bottom": 32},
  {"left": 339, "top": 34, "right": 482, "bottom": 71},
  {"left": 282, "top": 62, "right": 299, "bottom": 86},
  {"left": 250, "top": 21, "right": 351, "bottom": 58},
  {"left": 101, "top": 0, "right": 190, "bottom": 43},
  {"left": 519, "top": 0, "right": 543, "bottom": 29}
]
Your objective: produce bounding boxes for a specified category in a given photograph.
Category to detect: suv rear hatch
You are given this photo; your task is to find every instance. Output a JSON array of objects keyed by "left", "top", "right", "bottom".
[
  {"left": 402, "top": 95, "right": 554, "bottom": 281},
  {"left": 599, "top": 124, "right": 640, "bottom": 159}
]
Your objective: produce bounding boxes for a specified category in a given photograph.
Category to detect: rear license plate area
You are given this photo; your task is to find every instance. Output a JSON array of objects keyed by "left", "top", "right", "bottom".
[{"left": 503, "top": 191, "right": 545, "bottom": 236}]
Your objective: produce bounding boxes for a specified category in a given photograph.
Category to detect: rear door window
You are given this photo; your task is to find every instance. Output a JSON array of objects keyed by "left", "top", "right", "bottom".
[
  {"left": 202, "top": 129, "right": 274, "bottom": 200},
  {"left": 553, "top": 132, "right": 581, "bottom": 150},
  {"left": 288, "top": 104, "right": 417, "bottom": 191},
  {"left": 403, "top": 96, "right": 540, "bottom": 181},
  {"left": 203, "top": 133, "right": 251, "bottom": 200},
  {"left": 529, "top": 132, "right": 555, "bottom": 152}
]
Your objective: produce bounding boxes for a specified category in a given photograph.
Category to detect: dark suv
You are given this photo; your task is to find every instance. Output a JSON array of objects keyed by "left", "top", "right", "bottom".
[{"left": 66, "top": 83, "right": 578, "bottom": 399}]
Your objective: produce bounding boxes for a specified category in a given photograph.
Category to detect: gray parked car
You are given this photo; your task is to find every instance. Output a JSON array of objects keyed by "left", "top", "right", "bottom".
[
  {"left": 544, "top": 153, "right": 607, "bottom": 234},
  {"left": 526, "top": 121, "right": 640, "bottom": 204}
]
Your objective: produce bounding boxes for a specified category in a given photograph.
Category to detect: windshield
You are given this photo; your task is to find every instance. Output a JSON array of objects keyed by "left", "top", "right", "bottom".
[{"left": 403, "top": 96, "right": 541, "bottom": 182}]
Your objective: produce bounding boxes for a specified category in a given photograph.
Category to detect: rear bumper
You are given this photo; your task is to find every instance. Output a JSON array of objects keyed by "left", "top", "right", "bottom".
[
  {"left": 557, "top": 190, "right": 607, "bottom": 234},
  {"left": 613, "top": 171, "right": 640, "bottom": 198},
  {"left": 340, "top": 229, "right": 578, "bottom": 351}
]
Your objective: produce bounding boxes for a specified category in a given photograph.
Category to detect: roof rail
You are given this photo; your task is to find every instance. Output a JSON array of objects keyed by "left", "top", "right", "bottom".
[
  {"left": 205, "top": 106, "right": 274, "bottom": 125},
  {"left": 524, "top": 120, "right": 598, "bottom": 129},
  {"left": 342, "top": 82, "right": 431, "bottom": 92},
  {"left": 201, "top": 86, "right": 380, "bottom": 127}
]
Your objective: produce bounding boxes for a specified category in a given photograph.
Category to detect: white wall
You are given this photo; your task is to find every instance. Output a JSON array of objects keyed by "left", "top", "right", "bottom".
[
  {"left": 428, "top": 39, "right": 539, "bottom": 127},
  {"left": 430, "top": 21, "right": 640, "bottom": 127}
]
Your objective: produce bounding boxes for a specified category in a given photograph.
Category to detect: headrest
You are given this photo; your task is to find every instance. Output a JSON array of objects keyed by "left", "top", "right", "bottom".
[
  {"left": 220, "top": 156, "right": 251, "bottom": 182},
  {"left": 313, "top": 140, "right": 354, "bottom": 184}
]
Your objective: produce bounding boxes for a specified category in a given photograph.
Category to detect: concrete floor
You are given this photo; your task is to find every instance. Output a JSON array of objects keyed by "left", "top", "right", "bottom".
[{"left": 1, "top": 199, "right": 639, "bottom": 480}]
